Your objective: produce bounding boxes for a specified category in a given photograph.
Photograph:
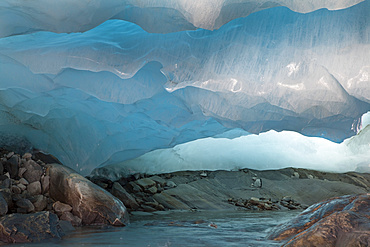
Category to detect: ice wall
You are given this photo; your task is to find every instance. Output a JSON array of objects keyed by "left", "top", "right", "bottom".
[
  {"left": 0, "top": 0, "right": 364, "bottom": 37},
  {"left": 0, "top": 1, "right": 369, "bottom": 175}
]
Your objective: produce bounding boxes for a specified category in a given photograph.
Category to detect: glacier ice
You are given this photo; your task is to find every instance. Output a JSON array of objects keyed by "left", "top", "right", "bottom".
[
  {"left": 93, "top": 124, "right": 370, "bottom": 179},
  {"left": 0, "top": 1, "right": 369, "bottom": 175},
  {"left": 0, "top": 0, "right": 364, "bottom": 37}
]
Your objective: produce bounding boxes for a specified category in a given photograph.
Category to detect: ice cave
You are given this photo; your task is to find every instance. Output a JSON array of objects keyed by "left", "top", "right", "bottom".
[
  {"left": 0, "top": 0, "right": 370, "bottom": 246},
  {"left": 0, "top": 0, "right": 369, "bottom": 175}
]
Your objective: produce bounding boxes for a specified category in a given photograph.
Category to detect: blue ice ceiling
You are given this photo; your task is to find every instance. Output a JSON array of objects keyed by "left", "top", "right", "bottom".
[{"left": 0, "top": 0, "right": 369, "bottom": 175}]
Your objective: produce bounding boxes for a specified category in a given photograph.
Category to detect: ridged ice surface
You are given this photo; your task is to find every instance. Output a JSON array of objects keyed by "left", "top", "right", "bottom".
[
  {"left": 0, "top": 1, "right": 369, "bottom": 174},
  {"left": 0, "top": 0, "right": 364, "bottom": 37}
]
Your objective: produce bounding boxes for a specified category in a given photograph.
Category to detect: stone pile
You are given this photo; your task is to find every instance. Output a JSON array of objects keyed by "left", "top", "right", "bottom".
[
  {"left": 89, "top": 174, "right": 178, "bottom": 212},
  {"left": 228, "top": 196, "right": 305, "bottom": 211}
]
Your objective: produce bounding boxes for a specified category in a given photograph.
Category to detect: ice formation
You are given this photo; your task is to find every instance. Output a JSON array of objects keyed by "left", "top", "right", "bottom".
[{"left": 0, "top": 1, "right": 369, "bottom": 175}]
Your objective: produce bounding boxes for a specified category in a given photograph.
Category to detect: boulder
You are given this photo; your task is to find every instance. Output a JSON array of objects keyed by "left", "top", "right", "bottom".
[
  {"left": 136, "top": 178, "right": 156, "bottom": 190},
  {"left": 41, "top": 175, "right": 50, "bottom": 194},
  {"left": 0, "top": 212, "right": 66, "bottom": 243},
  {"left": 47, "top": 163, "right": 129, "bottom": 226},
  {"left": 111, "top": 182, "right": 139, "bottom": 210},
  {"left": 30, "top": 195, "right": 48, "bottom": 211},
  {"left": 27, "top": 181, "right": 42, "bottom": 196},
  {"left": 16, "top": 198, "right": 35, "bottom": 213},
  {"left": 60, "top": 211, "right": 82, "bottom": 226},
  {"left": 53, "top": 201, "right": 72, "bottom": 215},
  {"left": 268, "top": 194, "right": 370, "bottom": 246},
  {"left": 23, "top": 160, "right": 43, "bottom": 183},
  {"left": 0, "top": 193, "right": 8, "bottom": 216}
]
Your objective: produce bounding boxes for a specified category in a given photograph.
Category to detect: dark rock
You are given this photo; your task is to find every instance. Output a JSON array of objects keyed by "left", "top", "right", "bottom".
[
  {"left": 146, "top": 186, "right": 157, "bottom": 194},
  {"left": 19, "top": 178, "right": 29, "bottom": 185},
  {"left": 48, "top": 163, "right": 129, "bottom": 226},
  {"left": 53, "top": 201, "right": 72, "bottom": 215},
  {"left": 0, "top": 193, "right": 8, "bottom": 216},
  {"left": 128, "top": 181, "right": 142, "bottom": 193},
  {"left": 18, "top": 167, "right": 27, "bottom": 178},
  {"left": 0, "top": 189, "right": 13, "bottom": 210},
  {"left": 268, "top": 194, "right": 370, "bottom": 246},
  {"left": 0, "top": 174, "right": 7, "bottom": 181},
  {"left": 136, "top": 178, "right": 156, "bottom": 190},
  {"left": 111, "top": 182, "right": 139, "bottom": 210},
  {"left": 1, "top": 178, "right": 11, "bottom": 189},
  {"left": 41, "top": 175, "right": 50, "bottom": 194},
  {"left": 6, "top": 152, "right": 14, "bottom": 159},
  {"left": 31, "top": 195, "right": 48, "bottom": 211},
  {"left": 60, "top": 211, "right": 82, "bottom": 226},
  {"left": 16, "top": 198, "right": 35, "bottom": 213},
  {"left": 0, "top": 160, "right": 3, "bottom": 175},
  {"left": 11, "top": 185, "right": 22, "bottom": 194},
  {"left": 27, "top": 181, "right": 42, "bottom": 195},
  {"left": 5, "top": 155, "right": 19, "bottom": 179},
  {"left": 0, "top": 212, "right": 65, "bottom": 243},
  {"left": 23, "top": 160, "right": 43, "bottom": 183},
  {"left": 17, "top": 183, "right": 27, "bottom": 191},
  {"left": 141, "top": 204, "right": 157, "bottom": 212}
]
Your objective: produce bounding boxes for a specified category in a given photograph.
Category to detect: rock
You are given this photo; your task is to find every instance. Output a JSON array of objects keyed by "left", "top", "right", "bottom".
[
  {"left": 0, "top": 190, "right": 13, "bottom": 210},
  {"left": 17, "top": 183, "right": 27, "bottom": 191},
  {"left": 0, "top": 212, "right": 65, "bottom": 243},
  {"left": 16, "top": 198, "right": 35, "bottom": 213},
  {"left": 149, "top": 176, "right": 166, "bottom": 187},
  {"left": 166, "top": 181, "right": 177, "bottom": 188},
  {"left": 292, "top": 172, "right": 300, "bottom": 179},
  {"left": 31, "top": 195, "right": 48, "bottom": 211},
  {"left": 253, "top": 178, "right": 262, "bottom": 188},
  {"left": 268, "top": 194, "right": 370, "bottom": 246},
  {"left": 307, "top": 174, "right": 314, "bottom": 179},
  {"left": 128, "top": 181, "right": 142, "bottom": 193},
  {"left": 47, "top": 163, "right": 129, "bottom": 226},
  {"left": 146, "top": 186, "right": 158, "bottom": 194},
  {"left": 200, "top": 171, "right": 207, "bottom": 177},
  {"left": 27, "top": 181, "right": 42, "bottom": 195},
  {"left": 153, "top": 192, "right": 191, "bottom": 210},
  {"left": 53, "top": 201, "right": 72, "bottom": 214},
  {"left": 19, "top": 177, "right": 29, "bottom": 185},
  {"left": 0, "top": 193, "right": 8, "bottom": 216},
  {"left": 11, "top": 185, "right": 22, "bottom": 194},
  {"left": 22, "top": 153, "right": 32, "bottom": 160},
  {"left": 1, "top": 178, "right": 11, "bottom": 189},
  {"left": 60, "top": 211, "right": 82, "bottom": 226},
  {"left": 18, "top": 167, "right": 27, "bottom": 178},
  {"left": 111, "top": 182, "right": 139, "bottom": 210},
  {"left": 136, "top": 178, "right": 156, "bottom": 190},
  {"left": 0, "top": 174, "right": 7, "bottom": 181},
  {"left": 23, "top": 160, "right": 43, "bottom": 183},
  {"left": 6, "top": 152, "right": 14, "bottom": 159},
  {"left": 4, "top": 155, "right": 19, "bottom": 179},
  {"left": 0, "top": 160, "right": 3, "bottom": 175},
  {"left": 41, "top": 175, "right": 50, "bottom": 194},
  {"left": 141, "top": 204, "right": 157, "bottom": 212}
]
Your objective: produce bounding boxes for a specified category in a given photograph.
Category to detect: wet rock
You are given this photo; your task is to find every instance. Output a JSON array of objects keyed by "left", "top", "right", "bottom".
[
  {"left": 0, "top": 212, "right": 65, "bottom": 243},
  {"left": 60, "top": 211, "right": 82, "bottom": 226},
  {"left": 16, "top": 198, "right": 35, "bottom": 213},
  {"left": 268, "top": 194, "right": 370, "bottom": 246},
  {"left": 48, "top": 163, "right": 129, "bottom": 226},
  {"left": 0, "top": 193, "right": 8, "bottom": 216},
  {"left": 111, "top": 182, "right": 139, "bottom": 210},
  {"left": 23, "top": 160, "right": 43, "bottom": 183},
  {"left": 4, "top": 155, "right": 19, "bottom": 179},
  {"left": 41, "top": 175, "right": 50, "bottom": 194},
  {"left": 136, "top": 178, "right": 156, "bottom": 190},
  {"left": 27, "top": 181, "right": 42, "bottom": 196},
  {"left": 53, "top": 201, "right": 72, "bottom": 215}
]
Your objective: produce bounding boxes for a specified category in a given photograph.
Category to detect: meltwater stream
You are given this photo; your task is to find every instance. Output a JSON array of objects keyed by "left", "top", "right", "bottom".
[{"left": 13, "top": 210, "right": 301, "bottom": 247}]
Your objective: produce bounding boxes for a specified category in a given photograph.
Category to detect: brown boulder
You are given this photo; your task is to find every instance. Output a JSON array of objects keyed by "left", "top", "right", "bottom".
[
  {"left": 47, "top": 163, "right": 129, "bottom": 226},
  {"left": 0, "top": 212, "right": 66, "bottom": 243},
  {"left": 268, "top": 194, "right": 370, "bottom": 246}
]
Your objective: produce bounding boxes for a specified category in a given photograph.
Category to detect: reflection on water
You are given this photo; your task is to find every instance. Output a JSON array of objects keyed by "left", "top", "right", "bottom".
[{"left": 11, "top": 210, "right": 301, "bottom": 247}]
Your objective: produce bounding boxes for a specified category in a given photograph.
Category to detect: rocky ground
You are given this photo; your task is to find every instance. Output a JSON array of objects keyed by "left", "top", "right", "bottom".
[
  {"left": 1, "top": 148, "right": 369, "bottom": 244},
  {"left": 0, "top": 148, "right": 128, "bottom": 243},
  {"left": 89, "top": 167, "right": 370, "bottom": 214}
]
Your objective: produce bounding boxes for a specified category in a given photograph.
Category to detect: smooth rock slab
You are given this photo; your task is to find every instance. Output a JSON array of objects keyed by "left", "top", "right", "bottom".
[
  {"left": 0, "top": 212, "right": 66, "bottom": 243},
  {"left": 47, "top": 163, "right": 129, "bottom": 226},
  {"left": 268, "top": 194, "right": 370, "bottom": 246}
]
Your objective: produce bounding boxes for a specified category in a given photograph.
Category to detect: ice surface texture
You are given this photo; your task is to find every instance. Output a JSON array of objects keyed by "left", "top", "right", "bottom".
[{"left": 0, "top": 1, "right": 369, "bottom": 174}]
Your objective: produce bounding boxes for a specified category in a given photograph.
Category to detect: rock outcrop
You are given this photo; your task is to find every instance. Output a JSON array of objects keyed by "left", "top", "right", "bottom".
[
  {"left": 48, "top": 163, "right": 129, "bottom": 226},
  {"left": 268, "top": 194, "right": 370, "bottom": 246},
  {"left": 0, "top": 211, "right": 67, "bottom": 243}
]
